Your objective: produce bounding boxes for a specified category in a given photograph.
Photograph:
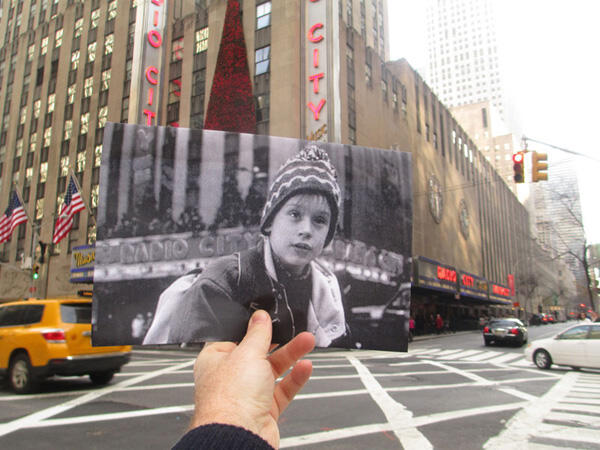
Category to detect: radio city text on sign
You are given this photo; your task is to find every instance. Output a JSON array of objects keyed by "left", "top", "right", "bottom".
[
  {"left": 437, "top": 266, "right": 457, "bottom": 283},
  {"left": 307, "top": 0, "right": 326, "bottom": 121},
  {"left": 142, "top": 0, "right": 166, "bottom": 126}
]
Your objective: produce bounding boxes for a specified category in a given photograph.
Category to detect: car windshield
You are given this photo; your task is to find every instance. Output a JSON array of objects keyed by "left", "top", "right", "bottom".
[
  {"left": 489, "top": 320, "right": 522, "bottom": 327},
  {"left": 60, "top": 303, "right": 92, "bottom": 324}
]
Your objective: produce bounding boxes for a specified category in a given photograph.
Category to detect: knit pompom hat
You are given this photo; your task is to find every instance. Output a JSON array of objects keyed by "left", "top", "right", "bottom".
[{"left": 260, "top": 144, "right": 341, "bottom": 247}]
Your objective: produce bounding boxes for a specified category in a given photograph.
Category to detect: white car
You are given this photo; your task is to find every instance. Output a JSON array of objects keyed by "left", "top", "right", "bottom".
[{"left": 524, "top": 323, "right": 600, "bottom": 370}]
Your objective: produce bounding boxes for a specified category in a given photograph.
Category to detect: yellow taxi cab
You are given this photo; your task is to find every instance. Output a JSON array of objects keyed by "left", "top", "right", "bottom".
[{"left": 0, "top": 296, "right": 131, "bottom": 394}]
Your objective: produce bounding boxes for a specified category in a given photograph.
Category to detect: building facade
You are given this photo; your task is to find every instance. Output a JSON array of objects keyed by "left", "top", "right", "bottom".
[
  {"left": 0, "top": 0, "right": 533, "bottom": 327},
  {"left": 424, "top": 0, "right": 506, "bottom": 120}
]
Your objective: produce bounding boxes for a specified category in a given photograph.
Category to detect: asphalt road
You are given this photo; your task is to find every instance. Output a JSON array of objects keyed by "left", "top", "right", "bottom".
[{"left": 1, "top": 322, "right": 598, "bottom": 449}]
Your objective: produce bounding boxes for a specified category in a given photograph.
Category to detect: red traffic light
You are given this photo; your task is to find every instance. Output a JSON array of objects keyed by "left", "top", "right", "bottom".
[{"left": 513, "top": 152, "right": 525, "bottom": 183}]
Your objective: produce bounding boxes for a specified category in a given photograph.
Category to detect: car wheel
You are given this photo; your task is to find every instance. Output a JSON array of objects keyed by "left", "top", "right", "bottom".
[
  {"left": 534, "top": 349, "right": 552, "bottom": 370},
  {"left": 9, "top": 353, "right": 38, "bottom": 394},
  {"left": 89, "top": 371, "right": 115, "bottom": 385}
]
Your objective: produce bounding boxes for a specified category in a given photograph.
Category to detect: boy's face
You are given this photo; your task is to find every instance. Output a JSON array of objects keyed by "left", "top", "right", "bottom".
[{"left": 266, "top": 194, "right": 331, "bottom": 275}]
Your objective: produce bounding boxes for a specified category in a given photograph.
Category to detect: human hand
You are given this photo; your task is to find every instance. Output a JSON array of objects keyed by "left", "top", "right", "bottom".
[{"left": 189, "top": 310, "right": 316, "bottom": 448}]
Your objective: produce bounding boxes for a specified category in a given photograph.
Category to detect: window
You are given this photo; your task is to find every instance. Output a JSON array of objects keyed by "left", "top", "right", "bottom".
[
  {"left": 80, "top": 113, "right": 89, "bottom": 134},
  {"left": 16, "top": 139, "right": 23, "bottom": 157},
  {"left": 101, "top": 69, "right": 111, "bottom": 91},
  {"left": 27, "top": 44, "right": 35, "bottom": 61},
  {"left": 43, "top": 127, "right": 52, "bottom": 147},
  {"left": 256, "top": 2, "right": 271, "bottom": 29},
  {"left": 90, "top": 184, "right": 99, "bottom": 208},
  {"left": 559, "top": 326, "right": 589, "bottom": 340},
  {"left": 74, "top": 18, "right": 83, "bottom": 37},
  {"left": 55, "top": 28, "right": 63, "bottom": 47},
  {"left": 76, "top": 151, "right": 85, "bottom": 172},
  {"left": 71, "top": 50, "right": 80, "bottom": 70},
  {"left": 255, "top": 46, "right": 270, "bottom": 75},
  {"left": 365, "top": 64, "right": 372, "bottom": 85},
  {"left": 108, "top": 0, "right": 117, "bottom": 20},
  {"left": 64, "top": 120, "right": 72, "bottom": 140},
  {"left": 97, "top": 106, "right": 108, "bottom": 128},
  {"left": 67, "top": 84, "right": 76, "bottom": 104},
  {"left": 20, "top": 107, "right": 27, "bottom": 125},
  {"left": 41, "top": 36, "right": 48, "bottom": 55},
  {"left": 36, "top": 199, "right": 44, "bottom": 220},
  {"left": 60, "top": 156, "right": 69, "bottom": 176},
  {"left": 87, "top": 42, "right": 96, "bottom": 62},
  {"left": 84, "top": 77, "right": 93, "bottom": 97},
  {"left": 104, "top": 34, "right": 114, "bottom": 55},
  {"left": 90, "top": 9, "right": 100, "bottom": 28},
  {"left": 94, "top": 145, "right": 102, "bottom": 167},
  {"left": 30, "top": 132, "right": 37, "bottom": 152},
  {"left": 172, "top": 38, "right": 183, "bottom": 62},
  {"left": 48, "top": 94, "right": 56, "bottom": 113},
  {"left": 39, "top": 162, "right": 48, "bottom": 182},
  {"left": 195, "top": 27, "right": 209, "bottom": 54}
]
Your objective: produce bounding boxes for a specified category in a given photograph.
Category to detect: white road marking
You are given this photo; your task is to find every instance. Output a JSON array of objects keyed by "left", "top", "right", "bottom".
[
  {"left": 562, "top": 397, "right": 600, "bottom": 405},
  {"left": 485, "top": 353, "right": 524, "bottom": 365},
  {"left": 119, "top": 383, "right": 194, "bottom": 391},
  {"left": 23, "top": 405, "right": 195, "bottom": 428},
  {"left": 546, "top": 411, "right": 600, "bottom": 427},
  {"left": 463, "top": 351, "right": 505, "bottom": 362},
  {"left": 435, "top": 349, "right": 483, "bottom": 360},
  {"left": 280, "top": 402, "right": 528, "bottom": 448},
  {"left": 496, "top": 388, "right": 538, "bottom": 402},
  {"left": 311, "top": 364, "right": 353, "bottom": 369},
  {"left": 348, "top": 356, "right": 433, "bottom": 449},
  {"left": 427, "top": 361, "right": 491, "bottom": 384},
  {"left": 296, "top": 389, "right": 368, "bottom": 400},
  {"left": 408, "top": 348, "right": 442, "bottom": 355},
  {"left": 553, "top": 403, "right": 600, "bottom": 414},
  {"left": 426, "top": 349, "right": 466, "bottom": 357},
  {"left": 536, "top": 422, "right": 600, "bottom": 444},
  {"left": 0, "top": 359, "right": 195, "bottom": 437},
  {"left": 484, "top": 371, "right": 580, "bottom": 449}
]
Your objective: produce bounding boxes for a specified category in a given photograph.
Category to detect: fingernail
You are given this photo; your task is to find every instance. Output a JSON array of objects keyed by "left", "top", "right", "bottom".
[{"left": 251, "top": 310, "right": 268, "bottom": 324}]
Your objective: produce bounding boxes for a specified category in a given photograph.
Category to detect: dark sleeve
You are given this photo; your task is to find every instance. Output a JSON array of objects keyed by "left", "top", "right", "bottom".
[
  {"left": 172, "top": 424, "right": 274, "bottom": 450},
  {"left": 165, "top": 255, "right": 250, "bottom": 343}
]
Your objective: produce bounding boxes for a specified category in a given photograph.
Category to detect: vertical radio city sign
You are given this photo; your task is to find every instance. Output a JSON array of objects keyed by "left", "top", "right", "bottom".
[
  {"left": 130, "top": 0, "right": 168, "bottom": 126},
  {"left": 305, "top": 0, "right": 341, "bottom": 142}
]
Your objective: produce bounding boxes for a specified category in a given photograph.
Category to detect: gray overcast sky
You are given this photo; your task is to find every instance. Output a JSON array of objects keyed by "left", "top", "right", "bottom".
[{"left": 387, "top": 0, "right": 600, "bottom": 244}]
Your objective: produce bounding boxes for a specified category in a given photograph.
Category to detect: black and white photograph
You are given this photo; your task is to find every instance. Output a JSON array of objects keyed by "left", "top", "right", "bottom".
[{"left": 93, "top": 123, "right": 412, "bottom": 351}]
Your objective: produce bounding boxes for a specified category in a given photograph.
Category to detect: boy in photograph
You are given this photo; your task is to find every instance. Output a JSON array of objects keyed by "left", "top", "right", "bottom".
[{"left": 143, "top": 145, "right": 347, "bottom": 347}]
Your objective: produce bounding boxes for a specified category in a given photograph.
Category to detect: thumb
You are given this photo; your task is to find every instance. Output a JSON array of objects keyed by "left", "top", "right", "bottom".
[{"left": 236, "top": 310, "right": 272, "bottom": 358}]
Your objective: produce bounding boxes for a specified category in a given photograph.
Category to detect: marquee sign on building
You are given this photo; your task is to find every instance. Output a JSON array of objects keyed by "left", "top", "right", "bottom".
[
  {"left": 129, "top": 0, "right": 169, "bottom": 126},
  {"left": 304, "top": 0, "right": 341, "bottom": 143}
]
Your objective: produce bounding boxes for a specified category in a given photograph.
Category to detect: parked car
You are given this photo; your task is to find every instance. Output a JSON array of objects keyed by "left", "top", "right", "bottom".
[
  {"left": 529, "top": 314, "right": 546, "bottom": 326},
  {"left": 483, "top": 318, "right": 528, "bottom": 346},
  {"left": 0, "top": 297, "right": 131, "bottom": 394},
  {"left": 525, "top": 323, "right": 600, "bottom": 370}
]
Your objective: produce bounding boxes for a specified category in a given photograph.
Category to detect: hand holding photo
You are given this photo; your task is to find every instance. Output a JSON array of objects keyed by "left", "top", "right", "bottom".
[{"left": 93, "top": 123, "right": 412, "bottom": 351}]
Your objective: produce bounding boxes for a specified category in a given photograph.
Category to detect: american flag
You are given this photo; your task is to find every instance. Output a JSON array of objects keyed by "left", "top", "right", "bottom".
[
  {"left": 0, "top": 191, "right": 27, "bottom": 243},
  {"left": 53, "top": 177, "right": 86, "bottom": 244}
]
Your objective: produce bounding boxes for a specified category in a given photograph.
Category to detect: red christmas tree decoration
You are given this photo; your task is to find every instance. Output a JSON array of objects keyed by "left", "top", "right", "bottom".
[{"left": 204, "top": 0, "right": 256, "bottom": 134}]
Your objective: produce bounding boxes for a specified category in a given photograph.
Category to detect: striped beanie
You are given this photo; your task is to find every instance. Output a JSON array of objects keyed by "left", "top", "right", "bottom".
[{"left": 260, "top": 144, "right": 341, "bottom": 247}]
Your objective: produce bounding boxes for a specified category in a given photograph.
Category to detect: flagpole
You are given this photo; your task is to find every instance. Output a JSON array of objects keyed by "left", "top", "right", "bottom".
[
  {"left": 69, "top": 171, "right": 96, "bottom": 226},
  {"left": 11, "top": 181, "right": 40, "bottom": 298}
]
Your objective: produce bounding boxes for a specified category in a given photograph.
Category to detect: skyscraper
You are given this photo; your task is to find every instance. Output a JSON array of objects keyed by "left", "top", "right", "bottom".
[{"left": 424, "top": 0, "right": 505, "bottom": 118}]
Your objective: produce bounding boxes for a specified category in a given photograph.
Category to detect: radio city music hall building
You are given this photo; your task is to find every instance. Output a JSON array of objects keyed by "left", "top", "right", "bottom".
[{"left": 0, "top": 0, "right": 532, "bottom": 327}]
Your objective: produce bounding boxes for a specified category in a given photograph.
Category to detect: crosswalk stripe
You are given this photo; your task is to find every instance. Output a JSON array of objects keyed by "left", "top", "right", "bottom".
[
  {"left": 485, "top": 353, "right": 525, "bottom": 365},
  {"left": 535, "top": 422, "right": 600, "bottom": 444},
  {"left": 409, "top": 348, "right": 442, "bottom": 355},
  {"left": 554, "top": 403, "right": 600, "bottom": 414},
  {"left": 462, "top": 351, "right": 502, "bottom": 362},
  {"left": 562, "top": 397, "right": 600, "bottom": 405},
  {"left": 436, "top": 350, "right": 482, "bottom": 360},
  {"left": 546, "top": 411, "right": 600, "bottom": 427}
]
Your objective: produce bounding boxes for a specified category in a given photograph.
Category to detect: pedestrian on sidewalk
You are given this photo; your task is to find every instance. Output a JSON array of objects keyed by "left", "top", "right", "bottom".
[
  {"left": 435, "top": 314, "right": 444, "bottom": 334},
  {"left": 408, "top": 316, "right": 415, "bottom": 342}
]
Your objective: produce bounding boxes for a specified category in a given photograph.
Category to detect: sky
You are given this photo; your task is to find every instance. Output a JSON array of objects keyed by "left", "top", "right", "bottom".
[{"left": 387, "top": 0, "right": 600, "bottom": 244}]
